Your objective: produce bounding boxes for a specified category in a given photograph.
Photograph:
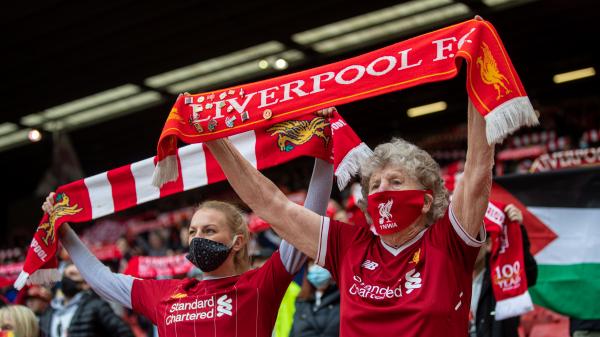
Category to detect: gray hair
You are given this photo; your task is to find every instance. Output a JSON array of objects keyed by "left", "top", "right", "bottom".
[{"left": 359, "top": 138, "right": 449, "bottom": 225}]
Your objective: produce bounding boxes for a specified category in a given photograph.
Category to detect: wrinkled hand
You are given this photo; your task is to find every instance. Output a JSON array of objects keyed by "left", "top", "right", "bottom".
[
  {"left": 42, "top": 192, "right": 56, "bottom": 214},
  {"left": 42, "top": 192, "right": 72, "bottom": 236},
  {"left": 314, "top": 107, "right": 337, "bottom": 118},
  {"left": 504, "top": 204, "right": 523, "bottom": 223}
]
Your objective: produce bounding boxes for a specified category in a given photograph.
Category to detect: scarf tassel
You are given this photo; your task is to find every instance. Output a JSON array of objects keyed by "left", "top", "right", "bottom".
[
  {"left": 152, "top": 154, "right": 178, "bottom": 188},
  {"left": 14, "top": 269, "right": 61, "bottom": 290},
  {"left": 335, "top": 142, "right": 373, "bottom": 190},
  {"left": 485, "top": 96, "right": 539, "bottom": 145},
  {"left": 494, "top": 290, "right": 534, "bottom": 320}
]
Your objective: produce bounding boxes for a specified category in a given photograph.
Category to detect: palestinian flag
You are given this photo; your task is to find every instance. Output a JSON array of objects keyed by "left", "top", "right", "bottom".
[{"left": 492, "top": 166, "right": 600, "bottom": 319}]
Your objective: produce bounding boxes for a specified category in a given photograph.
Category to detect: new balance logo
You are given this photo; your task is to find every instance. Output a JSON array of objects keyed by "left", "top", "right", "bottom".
[
  {"left": 216, "top": 295, "right": 233, "bottom": 317},
  {"left": 361, "top": 260, "right": 379, "bottom": 270}
]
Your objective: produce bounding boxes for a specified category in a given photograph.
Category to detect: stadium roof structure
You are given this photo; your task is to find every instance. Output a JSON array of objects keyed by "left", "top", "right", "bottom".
[{"left": 1, "top": 0, "right": 599, "bottom": 238}]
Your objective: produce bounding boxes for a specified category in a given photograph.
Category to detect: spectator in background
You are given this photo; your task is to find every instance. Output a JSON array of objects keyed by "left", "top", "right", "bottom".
[
  {"left": 22, "top": 286, "right": 52, "bottom": 317},
  {"left": 343, "top": 182, "right": 369, "bottom": 229},
  {"left": 146, "top": 231, "right": 168, "bottom": 256},
  {"left": 0, "top": 304, "right": 39, "bottom": 337},
  {"left": 178, "top": 225, "right": 190, "bottom": 252},
  {"left": 114, "top": 237, "right": 132, "bottom": 274},
  {"left": 115, "top": 237, "right": 131, "bottom": 261},
  {"left": 470, "top": 204, "right": 538, "bottom": 337},
  {"left": 0, "top": 293, "right": 8, "bottom": 308},
  {"left": 131, "top": 230, "right": 162, "bottom": 257},
  {"left": 250, "top": 246, "right": 276, "bottom": 270},
  {"left": 39, "top": 263, "right": 134, "bottom": 337},
  {"left": 326, "top": 199, "right": 347, "bottom": 223},
  {"left": 290, "top": 260, "right": 340, "bottom": 337},
  {"left": 569, "top": 318, "right": 600, "bottom": 337}
]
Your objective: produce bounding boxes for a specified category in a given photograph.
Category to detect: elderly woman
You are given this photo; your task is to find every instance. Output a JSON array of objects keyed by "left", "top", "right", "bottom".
[{"left": 205, "top": 100, "right": 493, "bottom": 337}]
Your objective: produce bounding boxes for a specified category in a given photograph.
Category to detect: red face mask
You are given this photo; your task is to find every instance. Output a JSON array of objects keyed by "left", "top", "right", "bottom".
[{"left": 367, "top": 190, "right": 431, "bottom": 235}]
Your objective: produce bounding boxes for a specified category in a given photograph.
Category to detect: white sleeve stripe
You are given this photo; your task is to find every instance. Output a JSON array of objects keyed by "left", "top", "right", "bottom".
[
  {"left": 449, "top": 204, "right": 486, "bottom": 247},
  {"left": 316, "top": 217, "right": 322, "bottom": 264},
  {"left": 316, "top": 217, "right": 329, "bottom": 267},
  {"left": 279, "top": 240, "right": 307, "bottom": 274}
]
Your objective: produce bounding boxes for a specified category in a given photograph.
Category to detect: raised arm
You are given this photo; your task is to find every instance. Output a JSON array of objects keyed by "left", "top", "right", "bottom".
[
  {"left": 279, "top": 158, "right": 333, "bottom": 273},
  {"left": 43, "top": 193, "right": 134, "bottom": 309},
  {"left": 59, "top": 224, "right": 134, "bottom": 308},
  {"left": 205, "top": 139, "right": 322, "bottom": 259},
  {"left": 451, "top": 99, "right": 495, "bottom": 238}
]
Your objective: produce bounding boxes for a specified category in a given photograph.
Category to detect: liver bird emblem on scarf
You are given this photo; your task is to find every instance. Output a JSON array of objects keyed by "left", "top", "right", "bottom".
[
  {"left": 476, "top": 42, "right": 512, "bottom": 100},
  {"left": 267, "top": 117, "right": 330, "bottom": 152},
  {"left": 38, "top": 193, "right": 82, "bottom": 246}
]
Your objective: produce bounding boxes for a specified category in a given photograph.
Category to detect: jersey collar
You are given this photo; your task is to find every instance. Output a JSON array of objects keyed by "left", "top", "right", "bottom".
[{"left": 379, "top": 228, "right": 427, "bottom": 256}]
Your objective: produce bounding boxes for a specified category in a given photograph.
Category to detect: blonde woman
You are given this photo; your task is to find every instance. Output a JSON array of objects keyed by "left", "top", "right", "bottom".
[
  {"left": 42, "top": 156, "right": 332, "bottom": 337},
  {"left": 0, "top": 305, "right": 39, "bottom": 337}
]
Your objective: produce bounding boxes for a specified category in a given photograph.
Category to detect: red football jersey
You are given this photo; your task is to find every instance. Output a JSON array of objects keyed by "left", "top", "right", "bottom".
[
  {"left": 316, "top": 205, "right": 485, "bottom": 337},
  {"left": 131, "top": 251, "right": 292, "bottom": 337}
]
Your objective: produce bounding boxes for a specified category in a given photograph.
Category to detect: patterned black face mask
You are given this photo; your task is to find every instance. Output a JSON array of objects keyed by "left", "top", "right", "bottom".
[{"left": 186, "top": 237, "right": 235, "bottom": 272}]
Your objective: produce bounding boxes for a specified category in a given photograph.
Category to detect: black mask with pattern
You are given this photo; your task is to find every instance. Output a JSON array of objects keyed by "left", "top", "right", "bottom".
[{"left": 186, "top": 237, "right": 235, "bottom": 272}]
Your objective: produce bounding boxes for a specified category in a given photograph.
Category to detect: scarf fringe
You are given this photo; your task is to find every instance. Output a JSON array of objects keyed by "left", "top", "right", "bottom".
[
  {"left": 152, "top": 155, "right": 178, "bottom": 188},
  {"left": 13, "top": 269, "right": 61, "bottom": 290},
  {"left": 494, "top": 290, "right": 534, "bottom": 320},
  {"left": 485, "top": 96, "right": 539, "bottom": 145},
  {"left": 335, "top": 142, "right": 373, "bottom": 190}
]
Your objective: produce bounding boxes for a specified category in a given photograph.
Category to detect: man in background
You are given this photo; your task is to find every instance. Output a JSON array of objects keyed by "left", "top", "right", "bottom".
[{"left": 39, "top": 263, "right": 134, "bottom": 337}]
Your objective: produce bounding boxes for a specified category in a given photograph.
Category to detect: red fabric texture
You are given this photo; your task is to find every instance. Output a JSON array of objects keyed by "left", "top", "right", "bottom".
[
  {"left": 0, "top": 261, "right": 24, "bottom": 287},
  {"left": 124, "top": 255, "right": 193, "bottom": 279},
  {"left": 89, "top": 244, "right": 123, "bottom": 261},
  {"left": 319, "top": 210, "right": 480, "bottom": 337},
  {"left": 20, "top": 180, "right": 92, "bottom": 283},
  {"left": 484, "top": 201, "right": 529, "bottom": 305},
  {"left": 130, "top": 251, "right": 292, "bottom": 336},
  {"left": 345, "top": 194, "right": 368, "bottom": 229}
]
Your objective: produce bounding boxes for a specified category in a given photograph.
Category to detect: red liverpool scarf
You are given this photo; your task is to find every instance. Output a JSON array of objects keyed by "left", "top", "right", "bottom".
[
  {"left": 15, "top": 112, "right": 370, "bottom": 289},
  {"left": 152, "top": 17, "right": 538, "bottom": 187},
  {"left": 484, "top": 201, "right": 534, "bottom": 320},
  {"left": 0, "top": 261, "right": 24, "bottom": 288}
]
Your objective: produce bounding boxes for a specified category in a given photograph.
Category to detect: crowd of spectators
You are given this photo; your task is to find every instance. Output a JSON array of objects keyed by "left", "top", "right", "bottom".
[
  {"left": 426, "top": 100, "right": 600, "bottom": 175},
  {"left": 0, "top": 182, "right": 358, "bottom": 337},
  {"left": 1, "top": 100, "right": 598, "bottom": 336}
]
